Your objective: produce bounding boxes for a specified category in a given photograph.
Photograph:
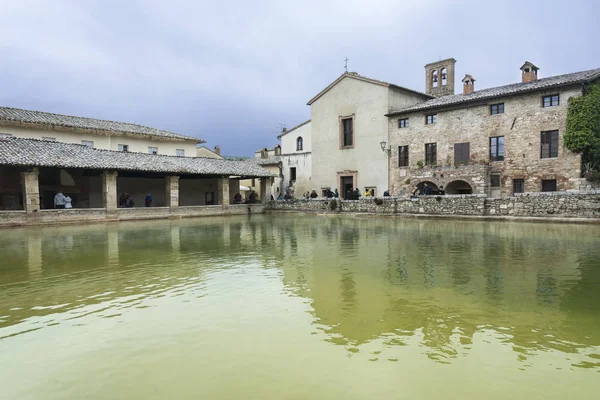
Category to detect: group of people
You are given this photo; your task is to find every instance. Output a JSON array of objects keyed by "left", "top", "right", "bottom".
[
  {"left": 233, "top": 191, "right": 259, "bottom": 204},
  {"left": 412, "top": 183, "right": 445, "bottom": 197},
  {"left": 299, "top": 189, "right": 340, "bottom": 199},
  {"left": 119, "top": 193, "right": 136, "bottom": 208},
  {"left": 53, "top": 190, "right": 72, "bottom": 209}
]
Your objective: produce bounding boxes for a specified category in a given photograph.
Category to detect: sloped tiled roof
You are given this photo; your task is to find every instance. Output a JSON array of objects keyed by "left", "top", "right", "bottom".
[
  {"left": 0, "top": 106, "right": 203, "bottom": 142},
  {"left": 277, "top": 119, "right": 310, "bottom": 139},
  {"left": 0, "top": 137, "right": 273, "bottom": 177},
  {"left": 307, "top": 72, "right": 432, "bottom": 105},
  {"left": 252, "top": 155, "right": 281, "bottom": 166},
  {"left": 387, "top": 68, "right": 600, "bottom": 115}
]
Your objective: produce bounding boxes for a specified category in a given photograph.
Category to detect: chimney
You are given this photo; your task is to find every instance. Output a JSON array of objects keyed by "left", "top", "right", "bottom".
[
  {"left": 520, "top": 61, "right": 539, "bottom": 83},
  {"left": 425, "top": 58, "right": 457, "bottom": 97},
  {"left": 462, "top": 74, "right": 475, "bottom": 95},
  {"left": 214, "top": 145, "right": 220, "bottom": 156}
]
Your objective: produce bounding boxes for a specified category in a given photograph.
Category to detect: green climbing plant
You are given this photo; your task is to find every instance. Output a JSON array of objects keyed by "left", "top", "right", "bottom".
[{"left": 565, "top": 81, "right": 600, "bottom": 174}]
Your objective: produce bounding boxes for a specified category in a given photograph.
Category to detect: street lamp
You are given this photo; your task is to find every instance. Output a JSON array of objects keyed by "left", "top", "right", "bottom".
[{"left": 380, "top": 141, "right": 391, "bottom": 156}]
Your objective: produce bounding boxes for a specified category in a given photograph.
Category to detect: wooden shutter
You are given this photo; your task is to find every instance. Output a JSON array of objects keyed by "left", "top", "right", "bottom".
[{"left": 454, "top": 143, "right": 470, "bottom": 166}]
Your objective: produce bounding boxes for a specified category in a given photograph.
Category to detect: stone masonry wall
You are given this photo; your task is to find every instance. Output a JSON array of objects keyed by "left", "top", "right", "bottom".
[
  {"left": 389, "top": 86, "right": 583, "bottom": 197},
  {"left": 0, "top": 204, "right": 265, "bottom": 227},
  {"left": 268, "top": 192, "right": 600, "bottom": 219}
]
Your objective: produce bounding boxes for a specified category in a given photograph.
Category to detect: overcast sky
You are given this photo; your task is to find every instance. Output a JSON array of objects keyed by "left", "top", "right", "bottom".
[{"left": 1, "top": 0, "right": 599, "bottom": 156}]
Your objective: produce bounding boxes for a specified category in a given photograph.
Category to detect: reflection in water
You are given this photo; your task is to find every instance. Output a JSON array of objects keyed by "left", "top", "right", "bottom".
[{"left": 0, "top": 216, "right": 599, "bottom": 398}]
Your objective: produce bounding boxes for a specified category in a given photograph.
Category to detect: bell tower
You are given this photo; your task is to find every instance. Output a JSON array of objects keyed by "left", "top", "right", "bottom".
[{"left": 425, "top": 58, "right": 456, "bottom": 97}]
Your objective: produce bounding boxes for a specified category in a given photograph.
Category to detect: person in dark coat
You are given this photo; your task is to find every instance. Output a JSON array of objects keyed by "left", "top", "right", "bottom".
[{"left": 423, "top": 183, "right": 433, "bottom": 195}]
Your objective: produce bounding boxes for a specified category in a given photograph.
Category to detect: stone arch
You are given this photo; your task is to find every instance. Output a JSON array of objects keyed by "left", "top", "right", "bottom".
[
  {"left": 441, "top": 67, "right": 447, "bottom": 86},
  {"left": 445, "top": 180, "right": 473, "bottom": 195},
  {"left": 432, "top": 70, "right": 438, "bottom": 87},
  {"left": 296, "top": 136, "right": 303, "bottom": 151},
  {"left": 412, "top": 180, "right": 439, "bottom": 195}
]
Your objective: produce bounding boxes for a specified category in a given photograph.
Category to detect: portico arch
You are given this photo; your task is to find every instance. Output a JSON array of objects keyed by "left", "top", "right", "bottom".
[{"left": 445, "top": 180, "right": 473, "bottom": 195}]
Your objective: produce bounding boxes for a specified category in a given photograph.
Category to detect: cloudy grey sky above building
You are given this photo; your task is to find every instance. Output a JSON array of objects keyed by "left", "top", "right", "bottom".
[{"left": 1, "top": 0, "right": 599, "bottom": 156}]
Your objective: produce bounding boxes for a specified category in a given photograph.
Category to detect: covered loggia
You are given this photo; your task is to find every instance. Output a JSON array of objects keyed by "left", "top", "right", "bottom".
[
  {"left": 38, "top": 167, "right": 103, "bottom": 209},
  {"left": 117, "top": 171, "right": 170, "bottom": 207},
  {"left": 0, "top": 166, "right": 25, "bottom": 210},
  {"left": 179, "top": 175, "right": 222, "bottom": 206}
]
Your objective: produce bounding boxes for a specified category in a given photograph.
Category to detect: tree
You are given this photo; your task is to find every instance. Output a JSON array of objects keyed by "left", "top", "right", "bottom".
[{"left": 565, "top": 80, "right": 600, "bottom": 178}]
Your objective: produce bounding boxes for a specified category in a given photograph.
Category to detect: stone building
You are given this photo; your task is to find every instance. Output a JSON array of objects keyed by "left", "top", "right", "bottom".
[
  {"left": 308, "top": 72, "right": 431, "bottom": 198},
  {"left": 0, "top": 106, "right": 202, "bottom": 157},
  {"left": 277, "top": 120, "right": 312, "bottom": 196},
  {"left": 386, "top": 60, "right": 600, "bottom": 197}
]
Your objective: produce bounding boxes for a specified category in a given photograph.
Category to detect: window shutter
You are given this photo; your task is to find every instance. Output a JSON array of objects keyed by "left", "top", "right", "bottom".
[{"left": 454, "top": 143, "right": 470, "bottom": 166}]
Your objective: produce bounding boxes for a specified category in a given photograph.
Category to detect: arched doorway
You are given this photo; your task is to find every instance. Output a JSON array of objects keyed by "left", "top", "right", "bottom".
[
  {"left": 414, "top": 181, "right": 438, "bottom": 195},
  {"left": 445, "top": 180, "right": 473, "bottom": 195}
]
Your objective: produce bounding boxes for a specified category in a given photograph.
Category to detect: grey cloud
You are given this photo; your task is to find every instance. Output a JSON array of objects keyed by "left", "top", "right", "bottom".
[{"left": 0, "top": 0, "right": 598, "bottom": 155}]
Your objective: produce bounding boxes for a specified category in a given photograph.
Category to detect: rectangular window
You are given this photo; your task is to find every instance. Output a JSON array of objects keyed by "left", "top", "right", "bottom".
[
  {"left": 425, "top": 143, "right": 437, "bottom": 166},
  {"left": 491, "top": 173, "right": 501, "bottom": 187},
  {"left": 540, "top": 130, "right": 559, "bottom": 158},
  {"left": 489, "top": 136, "right": 505, "bottom": 161},
  {"left": 398, "top": 118, "right": 409, "bottom": 128},
  {"left": 513, "top": 179, "right": 524, "bottom": 194},
  {"left": 341, "top": 117, "right": 353, "bottom": 147},
  {"left": 454, "top": 142, "right": 470, "bottom": 166},
  {"left": 290, "top": 167, "right": 297, "bottom": 181},
  {"left": 490, "top": 103, "right": 504, "bottom": 115},
  {"left": 398, "top": 145, "right": 409, "bottom": 167},
  {"left": 148, "top": 146, "right": 158, "bottom": 154},
  {"left": 365, "top": 187, "right": 376, "bottom": 197},
  {"left": 118, "top": 144, "right": 129, "bottom": 152},
  {"left": 542, "top": 179, "right": 557, "bottom": 192},
  {"left": 176, "top": 149, "right": 185, "bottom": 157},
  {"left": 0, "top": 133, "right": 13, "bottom": 138},
  {"left": 542, "top": 94, "right": 559, "bottom": 107},
  {"left": 425, "top": 114, "right": 438, "bottom": 124},
  {"left": 42, "top": 137, "right": 56, "bottom": 141},
  {"left": 81, "top": 140, "right": 94, "bottom": 148}
]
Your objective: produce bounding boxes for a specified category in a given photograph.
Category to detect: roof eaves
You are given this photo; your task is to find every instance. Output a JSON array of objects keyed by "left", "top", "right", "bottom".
[
  {"left": 277, "top": 119, "right": 311, "bottom": 139},
  {"left": 0, "top": 106, "right": 204, "bottom": 143},
  {"left": 386, "top": 68, "right": 600, "bottom": 116}
]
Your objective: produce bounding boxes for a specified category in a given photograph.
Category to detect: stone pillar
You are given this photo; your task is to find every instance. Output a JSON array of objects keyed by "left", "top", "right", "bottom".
[
  {"left": 218, "top": 176, "right": 230, "bottom": 208},
  {"left": 102, "top": 170, "right": 118, "bottom": 211},
  {"left": 166, "top": 176, "right": 180, "bottom": 208},
  {"left": 259, "top": 178, "right": 268, "bottom": 204},
  {"left": 21, "top": 168, "right": 40, "bottom": 213}
]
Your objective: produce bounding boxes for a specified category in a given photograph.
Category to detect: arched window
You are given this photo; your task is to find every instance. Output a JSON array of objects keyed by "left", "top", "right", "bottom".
[
  {"left": 441, "top": 68, "right": 447, "bottom": 86},
  {"left": 296, "top": 136, "right": 303, "bottom": 151},
  {"left": 432, "top": 70, "right": 438, "bottom": 88}
]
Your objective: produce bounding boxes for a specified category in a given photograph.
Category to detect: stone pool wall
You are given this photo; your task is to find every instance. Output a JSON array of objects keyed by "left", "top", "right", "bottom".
[
  {"left": 267, "top": 191, "right": 600, "bottom": 219},
  {"left": 0, "top": 204, "right": 265, "bottom": 227}
]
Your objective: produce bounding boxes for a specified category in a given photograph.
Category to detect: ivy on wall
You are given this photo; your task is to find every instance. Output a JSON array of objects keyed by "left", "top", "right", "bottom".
[{"left": 565, "top": 80, "right": 600, "bottom": 180}]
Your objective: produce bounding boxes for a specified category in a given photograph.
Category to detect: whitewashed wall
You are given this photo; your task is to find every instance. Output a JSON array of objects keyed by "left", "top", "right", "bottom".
[{"left": 0, "top": 125, "right": 198, "bottom": 157}]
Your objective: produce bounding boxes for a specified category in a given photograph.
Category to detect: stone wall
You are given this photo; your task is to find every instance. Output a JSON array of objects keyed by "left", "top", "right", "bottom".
[
  {"left": 267, "top": 191, "right": 600, "bottom": 219},
  {"left": 0, "top": 204, "right": 265, "bottom": 227}
]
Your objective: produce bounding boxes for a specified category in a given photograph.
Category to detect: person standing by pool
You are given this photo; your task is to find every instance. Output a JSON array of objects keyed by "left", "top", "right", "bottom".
[
  {"left": 145, "top": 193, "right": 152, "bottom": 207},
  {"left": 54, "top": 190, "right": 66, "bottom": 209},
  {"left": 64, "top": 195, "right": 72, "bottom": 209}
]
